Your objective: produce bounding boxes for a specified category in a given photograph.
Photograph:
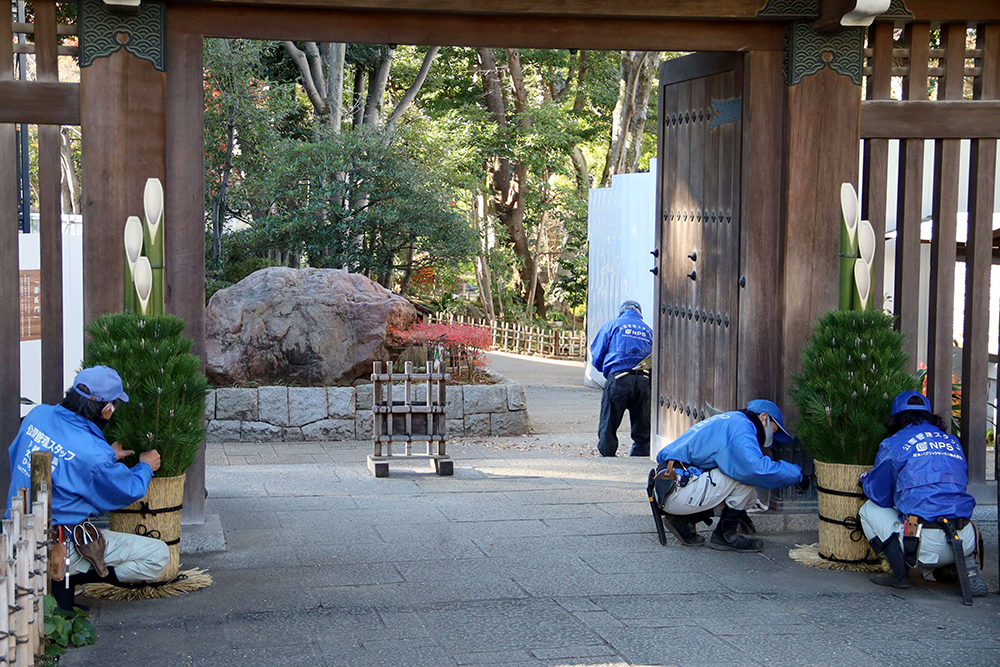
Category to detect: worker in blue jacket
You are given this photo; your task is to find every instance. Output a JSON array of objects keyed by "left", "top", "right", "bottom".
[
  {"left": 6, "top": 366, "right": 168, "bottom": 611},
  {"left": 590, "top": 300, "right": 653, "bottom": 457},
  {"left": 652, "top": 400, "right": 809, "bottom": 551},
  {"left": 859, "top": 391, "right": 986, "bottom": 600}
]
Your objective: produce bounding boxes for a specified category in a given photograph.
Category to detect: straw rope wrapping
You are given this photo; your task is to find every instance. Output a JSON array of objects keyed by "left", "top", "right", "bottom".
[
  {"left": 77, "top": 568, "right": 212, "bottom": 601},
  {"left": 789, "top": 544, "right": 888, "bottom": 573},
  {"left": 789, "top": 461, "right": 885, "bottom": 572},
  {"left": 109, "top": 475, "right": 185, "bottom": 581}
]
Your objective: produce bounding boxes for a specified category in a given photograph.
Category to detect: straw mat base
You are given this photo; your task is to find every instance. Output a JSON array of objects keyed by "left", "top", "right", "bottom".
[
  {"left": 789, "top": 543, "right": 888, "bottom": 573},
  {"left": 78, "top": 568, "right": 212, "bottom": 601}
]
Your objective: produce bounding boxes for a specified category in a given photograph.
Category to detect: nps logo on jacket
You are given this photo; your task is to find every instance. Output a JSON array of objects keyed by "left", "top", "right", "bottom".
[
  {"left": 901, "top": 429, "right": 962, "bottom": 461},
  {"left": 619, "top": 324, "right": 651, "bottom": 342}
]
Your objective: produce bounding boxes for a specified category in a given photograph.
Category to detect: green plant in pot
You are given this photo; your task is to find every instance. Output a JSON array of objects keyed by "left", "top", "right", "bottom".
[
  {"left": 790, "top": 309, "right": 919, "bottom": 567},
  {"left": 83, "top": 311, "right": 207, "bottom": 582}
]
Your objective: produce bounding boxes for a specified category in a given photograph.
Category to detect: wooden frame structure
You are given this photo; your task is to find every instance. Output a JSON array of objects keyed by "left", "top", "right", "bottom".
[
  {"left": 369, "top": 361, "right": 452, "bottom": 477},
  {"left": 2, "top": 1, "right": 998, "bottom": 525}
]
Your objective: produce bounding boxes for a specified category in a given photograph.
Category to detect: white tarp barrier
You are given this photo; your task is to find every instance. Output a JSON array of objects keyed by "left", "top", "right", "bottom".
[
  {"left": 585, "top": 160, "right": 657, "bottom": 388},
  {"left": 19, "top": 218, "right": 85, "bottom": 415}
]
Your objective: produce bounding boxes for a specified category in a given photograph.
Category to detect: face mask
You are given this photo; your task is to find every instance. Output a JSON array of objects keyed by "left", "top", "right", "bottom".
[
  {"left": 762, "top": 414, "right": 774, "bottom": 449},
  {"left": 95, "top": 403, "right": 115, "bottom": 431}
]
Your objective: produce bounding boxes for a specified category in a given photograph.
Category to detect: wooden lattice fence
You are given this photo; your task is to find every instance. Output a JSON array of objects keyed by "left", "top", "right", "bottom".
[
  {"left": 860, "top": 21, "right": 999, "bottom": 493},
  {"left": 427, "top": 313, "right": 587, "bottom": 360}
]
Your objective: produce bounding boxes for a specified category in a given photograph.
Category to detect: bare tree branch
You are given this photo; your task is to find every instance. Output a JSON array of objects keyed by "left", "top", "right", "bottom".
[
  {"left": 385, "top": 46, "right": 441, "bottom": 130},
  {"left": 284, "top": 41, "right": 328, "bottom": 117}
]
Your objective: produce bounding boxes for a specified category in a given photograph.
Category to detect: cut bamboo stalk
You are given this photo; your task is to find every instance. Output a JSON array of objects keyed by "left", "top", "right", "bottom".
[
  {"left": 839, "top": 183, "right": 861, "bottom": 310},
  {"left": 144, "top": 178, "right": 165, "bottom": 316},
  {"left": 124, "top": 215, "right": 143, "bottom": 313},
  {"left": 853, "top": 258, "right": 872, "bottom": 312},
  {"left": 134, "top": 256, "right": 153, "bottom": 315}
]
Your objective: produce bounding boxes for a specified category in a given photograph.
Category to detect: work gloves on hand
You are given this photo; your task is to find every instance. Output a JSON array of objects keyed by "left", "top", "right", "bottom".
[{"left": 794, "top": 473, "right": 814, "bottom": 495}]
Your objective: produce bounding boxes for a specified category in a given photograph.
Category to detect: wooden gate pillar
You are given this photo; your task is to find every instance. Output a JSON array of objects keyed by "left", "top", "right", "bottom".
[
  {"left": 80, "top": 0, "right": 206, "bottom": 523},
  {"left": 79, "top": 0, "right": 167, "bottom": 324},
  {"left": 768, "top": 24, "right": 862, "bottom": 506},
  {"left": 780, "top": 24, "right": 863, "bottom": 403}
]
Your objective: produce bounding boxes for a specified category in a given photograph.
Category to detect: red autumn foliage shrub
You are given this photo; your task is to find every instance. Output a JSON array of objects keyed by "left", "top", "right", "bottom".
[
  {"left": 393, "top": 322, "right": 492, "bottom": 350},
  {"left": 391, "top": 323, "right": 493, "bottom": 381}
]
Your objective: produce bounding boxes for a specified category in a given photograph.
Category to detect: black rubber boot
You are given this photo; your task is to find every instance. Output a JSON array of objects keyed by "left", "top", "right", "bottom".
[
  {"left": 662, "top": 513, "right": 705, "bottom": 546},
  {"left": 870, "top": 538, "right": 910, "bottom": 589},
  {"left": 709, "top": 507, "right": 764, "bottom": 552},
  {"left": 53, "top": 566, "right": 120, "bottom": 612},
  {"left": 966, "top": 555, "right": 988, "bottom": 597}
]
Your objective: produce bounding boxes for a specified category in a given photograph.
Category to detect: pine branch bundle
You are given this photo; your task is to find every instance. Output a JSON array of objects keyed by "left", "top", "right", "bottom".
[
  {"left": 84, "top": 313, "right": 208, "bottom": 477},
  {"left": 790, "top": 310, "right": 919, "bottom": 465}
]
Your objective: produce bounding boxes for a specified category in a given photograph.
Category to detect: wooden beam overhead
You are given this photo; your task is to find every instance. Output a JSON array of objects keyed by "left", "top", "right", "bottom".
[
  {"left": 861, "top": 100, "right": 1000, "bottom": 139},
  {"left": 0, "top": 82, "right": 81, "bottom": 125},
  {"left": 171, "top": 5, "right": 785, "bottom": 51},
  {"left": 174, "top": 0, "right": 1000, "bottom": 22},
  {"left": 181, "top": 0, "right": 771, "bottom": 20}
]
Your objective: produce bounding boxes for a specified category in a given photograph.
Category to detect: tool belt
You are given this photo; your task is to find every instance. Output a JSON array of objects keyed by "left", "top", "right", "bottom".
[
  {"left": 613, "top": 369, "right": 650, "bottom": 380},
  {"left": 648, "top": 460, "right": 696, "bottom": 509},
  {"left": 49, "top": 521, "right": 108, "bottom": 581},
  {"left": 902, "top": 514, "right": 976, "bottom": 605},
  {"left": 902, "top": 514, "right": 968, "bottom": 565}
]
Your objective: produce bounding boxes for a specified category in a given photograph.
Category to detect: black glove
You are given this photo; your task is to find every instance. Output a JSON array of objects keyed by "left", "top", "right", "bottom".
[{"left": 794, "top": 473, "right": 814, "bottom": 495}]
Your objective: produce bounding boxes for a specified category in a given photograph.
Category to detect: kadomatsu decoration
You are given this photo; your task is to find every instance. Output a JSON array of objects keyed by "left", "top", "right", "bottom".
[
  {"left": 789, "top": 310, "right": 918, "bottom": 569},
  {"left": 83, "top": 312, "right": 207, "bottom": 583},
  {"left": 790, "top": 309, "right": 919, "bottom": 466}
]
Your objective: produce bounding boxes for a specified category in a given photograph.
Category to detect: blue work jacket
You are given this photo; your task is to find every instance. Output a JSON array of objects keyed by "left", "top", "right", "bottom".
[
  {"left": 590, "top": 310, "right": 652, "bottom": 378},
  {"left": 861, "top": 422, "right": 975, "bottom": 522},
  {"left": 655, "top": 411, "right": 803, "bottom": 489},
  {"left": 6, "top": 405, "right": 154, "bottom": 526}
]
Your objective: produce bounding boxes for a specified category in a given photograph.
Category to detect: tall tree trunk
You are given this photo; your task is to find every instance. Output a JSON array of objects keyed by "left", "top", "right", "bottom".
[
  {"left": 573, "top": 50, "right": 588, "bottom": 112},
  {"left": 385, "top": 47, "right": 441, "bottom": 131},
  {"left": 211, "top": 112, "right": 237, "bottom": 272},
  {"left": 364, "top": 50, "right": 394, "bottom": 126},
  {"left": 600, "top": 51, "right": 654, "bottom": 187},
  {"left": 624, "top": 53, "right": 656, "bottom": 170},
  {"left": 473, "top": 194, "right": 496, "bottom": 322},
  {"left": 398, "top": 246, "right": 415, "bottom": 295},
  {"left": 320, "top": 42, "right": 345, "bottom": 131},
  {"left": 59, "top": 127, "right": 81, "bottom": 215},
  {"left": 570, "top": 145, "right": 589, "bottom": 194},
  {"left": 352, "top": 68, "right": 366, "bottom": 128},
  {"left": 284, "top": 41, "right": 346, "bottom": 129}
]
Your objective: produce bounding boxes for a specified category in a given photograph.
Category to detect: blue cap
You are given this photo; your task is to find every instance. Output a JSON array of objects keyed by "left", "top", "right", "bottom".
[
  {"left": 747, "top": 399, "right": 792, "bottom": 443},
  {"left": 73, "top": 366, "right": 129, "bottom": 404},
  {"left": 619, "top": 300, "right": 642, "bottom": 316},
  {"left": 891, "top": 390, "right": 931, "bottom": 416}
]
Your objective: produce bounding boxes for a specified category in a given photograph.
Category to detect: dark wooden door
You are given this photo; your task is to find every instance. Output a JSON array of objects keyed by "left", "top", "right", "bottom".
[{"left": 653, "top": 52, "right": 744, "bottom": 447}]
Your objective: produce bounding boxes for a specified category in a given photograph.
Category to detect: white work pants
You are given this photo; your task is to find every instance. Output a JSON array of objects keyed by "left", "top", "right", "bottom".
[
  {"left": 661, "top": 469, "right": 757, "bottom": 515},
  {"left": 66, "top": 529, "right": 170, "bottom": 581},
  {"left": 858, "top": 501, "right": 976, "bottom": 568}
]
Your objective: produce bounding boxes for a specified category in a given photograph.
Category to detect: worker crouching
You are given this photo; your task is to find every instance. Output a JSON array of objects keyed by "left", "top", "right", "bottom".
[
  {"left": 648, "top": 400, "right": 811, "bottom": 551},
  {"left": 859, "top": 391, "right": 987, "bottom": 603}
]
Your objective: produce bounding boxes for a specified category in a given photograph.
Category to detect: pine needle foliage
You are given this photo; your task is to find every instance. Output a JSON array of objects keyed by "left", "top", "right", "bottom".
[
  {"left": 790, "top": 310, "right": 920, "bottom": 465},
  {"left": 84, "top": 313, "right": 208, "bottom": 477}
]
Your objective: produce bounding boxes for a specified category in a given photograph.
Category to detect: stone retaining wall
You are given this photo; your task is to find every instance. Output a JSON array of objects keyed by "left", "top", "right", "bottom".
[{"left": 205, "top": 381, "right": 529, "bottom": 442}]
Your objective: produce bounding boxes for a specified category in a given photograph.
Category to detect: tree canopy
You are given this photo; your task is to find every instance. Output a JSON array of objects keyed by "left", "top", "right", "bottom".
[{"left": 203, "top": 39, "right": 670, "bottom": 323}]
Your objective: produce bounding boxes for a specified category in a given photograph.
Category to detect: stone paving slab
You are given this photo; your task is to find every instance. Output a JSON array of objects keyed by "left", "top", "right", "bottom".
[
  {"left": 61, "top": 352, "right": 1000, "bottom": 667},
  {"left": 61, "top": 437, "right": 1000, "bottom": 667}
]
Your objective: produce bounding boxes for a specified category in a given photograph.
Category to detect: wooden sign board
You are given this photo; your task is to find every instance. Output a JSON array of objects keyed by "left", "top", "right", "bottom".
[{"left": 19, "top": 270, "right": 41, "bottom": 341}]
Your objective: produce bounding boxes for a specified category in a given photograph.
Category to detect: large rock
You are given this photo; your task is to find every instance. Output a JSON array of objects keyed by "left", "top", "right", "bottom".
[{"left": 206, "top": 268, "right": 417, "bottom": 386}]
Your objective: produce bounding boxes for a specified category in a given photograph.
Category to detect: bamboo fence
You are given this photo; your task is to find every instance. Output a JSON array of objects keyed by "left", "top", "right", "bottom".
[
  {"left": 1, "top": 451, "right": 53, "bottom": 664},
  {"left": 427, "top": 313, "right": 587, "bottom": 360}
]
